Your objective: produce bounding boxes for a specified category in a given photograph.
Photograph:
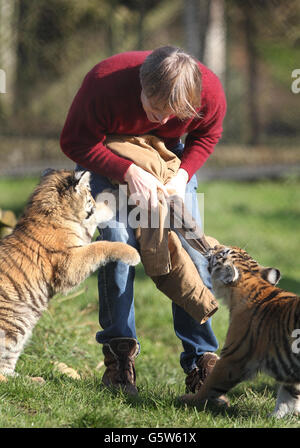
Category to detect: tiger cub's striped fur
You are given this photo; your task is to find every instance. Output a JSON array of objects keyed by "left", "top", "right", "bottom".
[
  {"left": 181, "top": 245, "right": 300, "bottom": 418},
  {"left": 0, "top": 169, "right": 140, "bottom": 378}
]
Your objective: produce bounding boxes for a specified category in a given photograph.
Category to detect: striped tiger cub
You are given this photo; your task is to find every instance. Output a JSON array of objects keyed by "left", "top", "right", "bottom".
[
  {"left": 181, "top": 245, "right": 300, "bottom": 418},
  {"left": 0, "top": 169, "right": 140, "bottom": 379}
]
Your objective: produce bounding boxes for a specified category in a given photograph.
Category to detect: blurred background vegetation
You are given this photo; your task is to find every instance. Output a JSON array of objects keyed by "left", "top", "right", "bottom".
[
  {"left": 0, "top": 2, "right": 299, "bottom": 427},
  {"left": 0, "top": 0, "right": 300, "bottom": 177}
]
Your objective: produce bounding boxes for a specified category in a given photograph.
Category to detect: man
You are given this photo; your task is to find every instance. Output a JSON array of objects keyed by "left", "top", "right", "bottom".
[{"left": 60, "top": 46, "right": 227, "bottom": 395}]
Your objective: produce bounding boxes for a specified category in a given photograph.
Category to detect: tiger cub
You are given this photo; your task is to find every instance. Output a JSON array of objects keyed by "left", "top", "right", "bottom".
[
  {"left": 0, "top": 169, "right": 140, "bottom": 378},
  {"left": 181, "top": 245, "right": 300, "bottom": 418}
]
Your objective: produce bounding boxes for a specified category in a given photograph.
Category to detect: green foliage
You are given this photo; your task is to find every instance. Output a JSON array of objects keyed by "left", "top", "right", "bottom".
[
  {"left": 0, "top": 177, "right": 299, "bottom": 428},
  {"left": 258, "top": 43, "right": 300, "bottom": 88},
  {"left": 0, "top": 177, "right": 38, "bottom": 218}
]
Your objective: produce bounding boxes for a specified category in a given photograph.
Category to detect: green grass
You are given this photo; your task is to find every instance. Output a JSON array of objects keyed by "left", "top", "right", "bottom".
[{"left": 0, "top": 176, "right": 300, "bottom": 428}]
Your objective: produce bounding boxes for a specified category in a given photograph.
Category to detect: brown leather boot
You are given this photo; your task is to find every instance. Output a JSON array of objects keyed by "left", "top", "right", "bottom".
[
  {"left": 185, "top": 352, "right": 229, "bottom": 407},
  {"left": 185, "top": 352, "right": 219, "bottom": 393},
  {"left": 102, "top": 337, "right": 139, "bottom": 395}
]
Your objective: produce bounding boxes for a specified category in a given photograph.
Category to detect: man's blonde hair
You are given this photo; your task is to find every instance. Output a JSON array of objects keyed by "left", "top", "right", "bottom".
[{"left": 140, "top": 46, "right": 202, "bottom": 120}]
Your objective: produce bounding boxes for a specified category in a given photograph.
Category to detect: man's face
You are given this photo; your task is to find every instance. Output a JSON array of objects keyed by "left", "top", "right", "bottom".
[{"left": 141, "top": 90, "right": 173, "bottom": 125}]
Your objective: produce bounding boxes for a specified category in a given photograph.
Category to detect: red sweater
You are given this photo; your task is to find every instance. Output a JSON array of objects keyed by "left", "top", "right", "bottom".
[{"left": 60, "top": 51, "right": 226, "bottom": 182}]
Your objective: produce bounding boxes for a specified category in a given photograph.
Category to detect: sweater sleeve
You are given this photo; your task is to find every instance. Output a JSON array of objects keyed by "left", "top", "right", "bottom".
[
  {"left": 60, "top": 74, "right": 132, "bottom": 182},
  {"left": 180, "top": 75, "right": 227, "bottom": 181}
]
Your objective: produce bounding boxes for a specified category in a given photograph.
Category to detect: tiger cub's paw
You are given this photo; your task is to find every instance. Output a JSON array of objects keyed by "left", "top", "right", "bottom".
[
  {"left": 120, "top": 245, "right": 141, "bottom": 266},
  {"left": 179, "top": 392, "right": 230, "bottom": 409}
]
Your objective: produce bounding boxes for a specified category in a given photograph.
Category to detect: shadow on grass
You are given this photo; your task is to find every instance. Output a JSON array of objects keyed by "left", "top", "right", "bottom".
[
  {"left": 170, "top": 379, "right": 278, "bottom": 420},
  {"left": 83, "top": 378, "right": 181, "bottom": 411},
  {"left": 88, "top": 379, "right": 277, "bottom": 420}
]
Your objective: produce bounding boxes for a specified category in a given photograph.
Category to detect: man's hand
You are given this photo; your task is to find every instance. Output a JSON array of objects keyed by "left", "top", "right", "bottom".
[
  {"left": 124, "top": 164, "right": 168, "bottom": 209},
  {"left": 165, "top": 168, "right": 189, "bottom": 200}
]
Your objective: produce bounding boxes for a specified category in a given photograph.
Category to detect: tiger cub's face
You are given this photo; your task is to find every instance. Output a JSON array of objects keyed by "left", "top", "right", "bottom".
[
  {"left": 72, "top": 171, "right": 114, "bottom": 235},
  {"left": 38, "top": 170, "right": 114, "bottom": 242},
  {"left": 207, "top": 245, "right": 281, "bottom": 301}
]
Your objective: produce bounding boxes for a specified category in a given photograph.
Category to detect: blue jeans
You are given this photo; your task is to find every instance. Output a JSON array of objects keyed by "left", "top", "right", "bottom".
[{"left": 77, "top": 146, "right": 218, "bottom": 373}]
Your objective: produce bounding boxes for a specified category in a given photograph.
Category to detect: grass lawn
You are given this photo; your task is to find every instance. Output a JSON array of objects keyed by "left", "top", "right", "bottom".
[{"left": 0, "top": 175, "right": 299, "bottom": 428}]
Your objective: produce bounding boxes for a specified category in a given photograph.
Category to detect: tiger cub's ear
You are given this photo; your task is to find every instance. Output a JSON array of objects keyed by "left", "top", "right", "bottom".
[
  {"left": 260, "top": 267, "right": 281, "bottom": 285},
  {"left": 74, "top": 171, "right": 91, "bottom": 193}
]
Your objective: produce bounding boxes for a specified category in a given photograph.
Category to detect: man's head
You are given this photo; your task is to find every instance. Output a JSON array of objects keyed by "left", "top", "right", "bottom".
[{"left": 140, "top": 46, "right": 202, "bottom": 124}]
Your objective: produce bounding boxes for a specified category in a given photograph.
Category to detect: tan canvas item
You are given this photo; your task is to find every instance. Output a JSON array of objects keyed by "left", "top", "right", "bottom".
[{"left": 105, "top": 135, "right": 218, "bottom": 324}]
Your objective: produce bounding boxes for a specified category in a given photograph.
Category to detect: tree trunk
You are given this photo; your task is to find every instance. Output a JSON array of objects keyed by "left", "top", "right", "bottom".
[
  {"left": 198, "top": 0, "right": 211, "bottom": 62},
  {"left": 184, "top": 0, "right": 199, "bottom": 57},
  {"left": 137, "top": 1, "right": 146, "bottom": 50},
  {"left": 0, "top": 0, "right": 18, "bottom": 117},
  {"left": 184, "top": 0, "right": 211, "bottom": 59},
  {"left": 203, "top": 0, "right": 226, "bottom": 84},
  {"left": 241, "top": 1, "right": 260, "bottom": 145}
]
